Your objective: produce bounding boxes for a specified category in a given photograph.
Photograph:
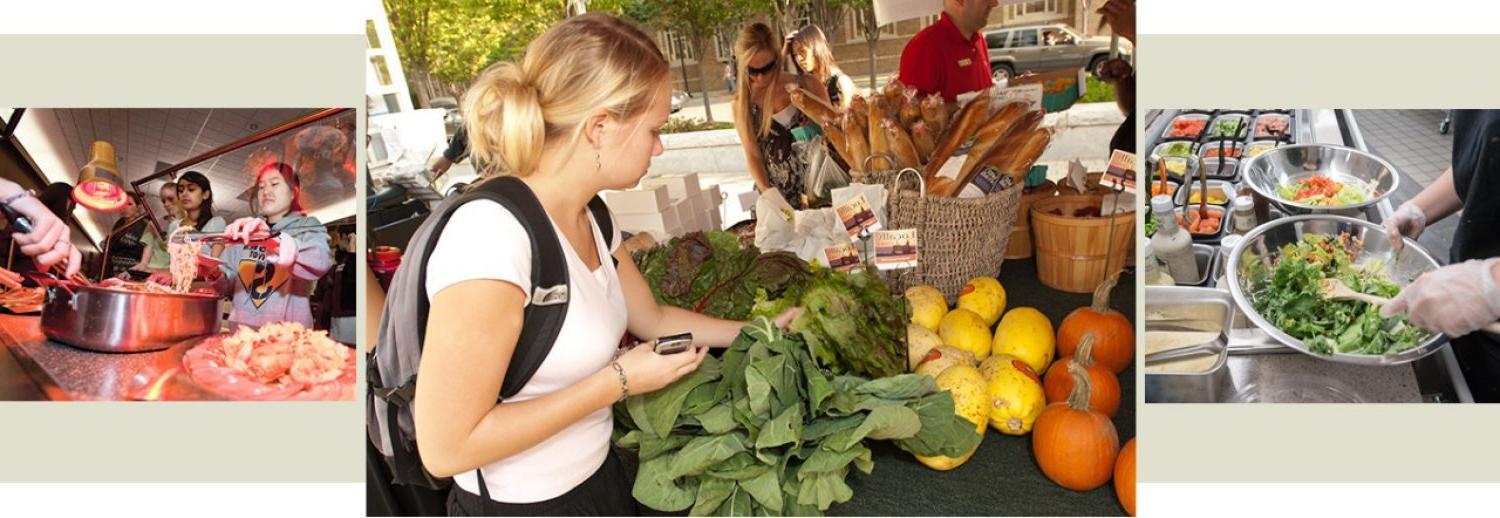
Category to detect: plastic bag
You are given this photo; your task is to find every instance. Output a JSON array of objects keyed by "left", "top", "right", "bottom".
[{"left": 799, "top": 135, "right": 850, "bottom": 208}]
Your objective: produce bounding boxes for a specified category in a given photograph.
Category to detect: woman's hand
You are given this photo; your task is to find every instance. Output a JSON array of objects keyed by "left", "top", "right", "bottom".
[
  {"left": 7, "top": 193, "right": 81, "bottom": 276},
  {"left": 1097, "top": 0, "right": 1136, "bottom": 44},
  {"left": 1381, "top": 258, "right": 1500, "bottom": 337},
  {"left": 146, "top": 271, "right": 174, "bottom": 286},
  {"left": 772, "top": 307, "right": 803, "bottom": 330},
  {"left": 222, "top": 217, "right": 269, "bottom": 243},
  {"left": 1383, "top": 201, "right": 1427, "bottom": 253},
  {"left": 613, "top": 342, "right": 709, "bottom": 396},
  {"left": 272, "top": 234, "right": 299, "bottom": 269}
]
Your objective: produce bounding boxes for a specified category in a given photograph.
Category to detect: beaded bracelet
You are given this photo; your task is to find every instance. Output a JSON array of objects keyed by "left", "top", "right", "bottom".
[{"left": 609, "top": 361, "right": 629, "bottom": 402}]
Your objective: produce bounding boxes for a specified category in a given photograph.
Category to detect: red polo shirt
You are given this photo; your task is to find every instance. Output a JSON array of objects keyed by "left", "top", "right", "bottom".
[{"left": 898, "top": 12, "right": 993, "bottom": 102}]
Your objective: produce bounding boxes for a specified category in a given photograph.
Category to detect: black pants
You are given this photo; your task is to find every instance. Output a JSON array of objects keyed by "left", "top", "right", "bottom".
[
  {"left": 447, "top": 451, "right": 638, "bottom": 516},
  {"left": 1451, "top": 332, "right": 1500, "bottom": 402}
]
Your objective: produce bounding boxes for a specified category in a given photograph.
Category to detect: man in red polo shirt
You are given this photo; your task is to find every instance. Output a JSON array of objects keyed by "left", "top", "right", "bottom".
[{"left": 898, "top": 0, "right": 999, "bottom": 103}]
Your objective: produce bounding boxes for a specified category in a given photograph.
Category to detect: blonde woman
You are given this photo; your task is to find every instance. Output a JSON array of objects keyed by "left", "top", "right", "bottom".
[
  {"left": 732, "top": 22, "right": 831, "bottom": 209},
  {"left": 787, "top": 25, "right": 855, "bottom": 111},
  {"left": 410, "top": 13, "right": 797, "bottom": 515}
]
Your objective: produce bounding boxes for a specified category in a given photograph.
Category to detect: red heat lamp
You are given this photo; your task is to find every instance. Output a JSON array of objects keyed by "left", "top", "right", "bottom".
[{"left": 73, "top": 141, "right": 128, "bottom": 212}]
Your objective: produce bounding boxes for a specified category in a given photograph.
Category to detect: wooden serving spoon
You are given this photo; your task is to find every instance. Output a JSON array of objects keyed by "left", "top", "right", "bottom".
[{"left": 1320, "top": 278, "right": 1500, "bottom": 335}]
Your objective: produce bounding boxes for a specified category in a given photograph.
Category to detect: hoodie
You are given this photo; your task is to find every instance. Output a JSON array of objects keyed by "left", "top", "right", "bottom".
[{"left": 215, "top": 214, "right": 332, "bottom": 328}]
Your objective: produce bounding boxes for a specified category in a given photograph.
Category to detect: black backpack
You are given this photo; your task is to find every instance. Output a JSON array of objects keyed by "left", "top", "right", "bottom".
[{"left": 368, "top": 175, "right": 616, "bottom": 494}]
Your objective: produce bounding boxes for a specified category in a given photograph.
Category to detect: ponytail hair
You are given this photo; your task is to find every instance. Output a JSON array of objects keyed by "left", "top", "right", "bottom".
[{"left": 461, "top": 13, "right": 669, "bottom": 177}]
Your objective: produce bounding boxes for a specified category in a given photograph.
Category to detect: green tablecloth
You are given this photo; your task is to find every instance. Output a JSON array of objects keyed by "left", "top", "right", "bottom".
[
  {"left": 636, "top": 259, "right": 1137, "bottom": 517},
  {"left": 829, "top": 259, "right": 1135, "bottom": 517}
]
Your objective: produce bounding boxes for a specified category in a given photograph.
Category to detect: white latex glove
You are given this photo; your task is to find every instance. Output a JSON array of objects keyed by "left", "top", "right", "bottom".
[
  {"left": 272, "top": 233, "right": 298, "bottom": 269},
  {"left": 1381, "top": 258, "right": 1500, "bottom": 337},
  {"left": 1383, "top": 201, "right": 1427, "bottom": 253},
  {"left": 223, "top": 217, "right": 270, "bottom": 243}
]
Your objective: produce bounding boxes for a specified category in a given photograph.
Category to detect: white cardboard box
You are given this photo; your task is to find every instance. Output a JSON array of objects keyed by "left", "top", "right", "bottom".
[
  {"left": 602, "top": 185, "right": 670, "bottom": 214},
  {"left": 703, "top": 209, "right": 723, "bottom": 231},
  {"left": 672, "top": 198, "right": 701, "bottom": 232},
  {"left": 655, "top": 173, "right": 701, "bottom": 201},
  {"left": 614, "top": 206, "right": 679, "bottom": 234},
  {"left": 736, "top": 190, "right": 759, "bottom": 213},
  {"left": 698, "top": 184, "right": 722, "bottom": 208}
]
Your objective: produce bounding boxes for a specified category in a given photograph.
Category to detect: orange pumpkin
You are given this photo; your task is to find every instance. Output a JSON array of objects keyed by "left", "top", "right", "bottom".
[
  {"left": 1057, "top": 273, "right": 1133, "bottom": 373},
  {"left": 1116, "top": 438, "right": 1136, "bottom": 516},
  {"left": 1032, "top": 361, "right": 1120, "bottom": 491},
  {"left": 1043, "top": 335, "right": 1121, "bottom": 417}
]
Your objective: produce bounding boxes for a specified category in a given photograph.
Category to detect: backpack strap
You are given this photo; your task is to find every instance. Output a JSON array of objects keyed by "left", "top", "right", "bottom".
[
  {"left": 415, "top": 175, "right": 571, "bottom": 401},
  {"left": 586, "top": 195, "right": 618, "bottom": 268}
]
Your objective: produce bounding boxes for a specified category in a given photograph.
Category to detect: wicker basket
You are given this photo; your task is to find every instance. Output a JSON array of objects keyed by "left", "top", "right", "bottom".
[
  {"left": 1031, "top": 194, "right": 1134, "bottom": 293},
  {"left": 1006, "top": 180, "right": 1058, "bottom": 259},
  {"left": 868, "top": 169, "right": 1024, "bottom": 301}
]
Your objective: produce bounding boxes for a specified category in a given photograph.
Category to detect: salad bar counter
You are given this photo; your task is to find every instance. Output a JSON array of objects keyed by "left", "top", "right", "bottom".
[{"left": 1143, "top": 109, "right": 1472, "bottom": 403}]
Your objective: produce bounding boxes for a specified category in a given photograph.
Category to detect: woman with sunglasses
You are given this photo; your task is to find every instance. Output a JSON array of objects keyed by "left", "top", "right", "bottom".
[{"left": 732, "top": 22, "right": 832, "bottom": 209}]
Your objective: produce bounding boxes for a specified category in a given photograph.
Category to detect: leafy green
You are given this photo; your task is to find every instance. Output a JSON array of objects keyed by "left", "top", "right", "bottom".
[
  {"left": 635, "top": 231, "right": 811, "bottom": 320},
  {"left": 614, "top": 317, "right": 980, "bottom": 516},
  {"left": 1247, "top": 233, "right": 1430, "bottom": 355},
  {"left": 751, "top": 266, "right": 910, "bottom": 379}
]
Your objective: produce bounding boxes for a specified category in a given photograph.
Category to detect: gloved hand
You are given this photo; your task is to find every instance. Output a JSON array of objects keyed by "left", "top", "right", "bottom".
[
  {"left": 146, "top": 271, "right": 175, "bottom": 287},
  {"left": 223, "top": 217, "right": 270, "bottom": 243},
  {"left": 1383, "top": 201, "right": 1427, "bottom": 252},
  {"left": 1381, "top": 258, "right": 1500, "bottom": 337},
  {"left": 272, "top": 233, "right": 298, "bottom": 269}
]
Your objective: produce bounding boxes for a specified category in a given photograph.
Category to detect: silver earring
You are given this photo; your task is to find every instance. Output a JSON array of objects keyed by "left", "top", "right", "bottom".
[{"left": 595, "top": 147, "right": 602, "bottom": 175}]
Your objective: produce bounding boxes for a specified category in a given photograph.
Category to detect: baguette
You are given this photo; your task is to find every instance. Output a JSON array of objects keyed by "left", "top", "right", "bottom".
[
  {"left": 867, "top": 95, "right": 895, "bottom": 171},
  {"left": 898, "top": 95, "right": 922, "bottom": 130},
  {"left": 956, "top": 104, "right": 1034, "bottom": 182},
  {"left": 922, "top": 91, "right": 991, "bottom": 180},
  {"left": 822, "top": 114, "right": 852, "bottom": 167},
  {"left": 786, "top": 84, "right": 841, "bottom": 125},
  {"left": 920, "top": 93, "right": 948, "bottom": 134},
  {"left": 843, "top": 114, "right": 871, "bottom": 173},
  {"left": 882, "top": 78, "right": 906, "bottom": 109},
  {"left": 911, "top": 121, "right": 936, "bottom": 164},
  {"left": 884, "top": 119, "right": 922, "bottom": 170},
  {"left": 996, "top": 127, "right": 1053, "bottom": 174}
]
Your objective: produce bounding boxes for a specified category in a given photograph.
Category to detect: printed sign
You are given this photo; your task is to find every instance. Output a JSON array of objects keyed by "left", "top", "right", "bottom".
[
  {"left": 835, "top": 194, "right": 882, "bottom": 238},
  {"left": 1067, "top": 159, "right": 1090, "bottom": 193},
  {"left": 822, "top": 242, "right": 864, "bottom": 273},
  {"left": 873, "top": 229, "right": 919, "bottom": 271},
  {"left": 1104, "top": 149, "right": 1137, "bottom": 191},
  {"left": 999, "top": 83, "right": 1044, "bottom": 112},
  {"left": 971, "top": 166, "right": 1018, "bottom": 195}
]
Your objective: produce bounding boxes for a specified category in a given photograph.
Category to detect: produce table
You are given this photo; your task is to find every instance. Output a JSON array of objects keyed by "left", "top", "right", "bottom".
[{"left": 637, "top": 258, "right": 1137, "bottom": 516}]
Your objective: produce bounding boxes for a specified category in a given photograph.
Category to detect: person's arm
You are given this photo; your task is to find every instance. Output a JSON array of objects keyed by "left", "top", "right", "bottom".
[
  {"left": 413, "top": 279, "right": 707, "bottom": 478},
  {"left": 134, "top": 245, "right": 153, "bottom": 271},
  {"left": 1097, "top": 0, "right": 1136, "bottom": 44},
  {"left": 287, "top": 228, "right": 334, "bottom": 281},
  {"left": 365, "top": 265, "right": 385, "bottom": 354},
  {"left": 1406, "top": 167, "right": 1463, "bottom": 223},
  {"left": 734, "top": 97, "right": 772, "bottom": 192},
  {"left": 0, "top": 179, "right": 81, "bottom": 275},
  {"left": 835, "top": 74, "right": 856, "bottom": 111}
]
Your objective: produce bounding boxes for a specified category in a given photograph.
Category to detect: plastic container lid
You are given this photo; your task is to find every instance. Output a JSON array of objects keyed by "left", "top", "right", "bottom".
[
  {"left": 1151, "top": 195, "right": 1175, "bottom": 213},
  {"left": 1219, "top": 235, "right": 1243, "bottom": 259},
  {"left": 1234, "top": 195, "right": 1254, "bottom": 211}
]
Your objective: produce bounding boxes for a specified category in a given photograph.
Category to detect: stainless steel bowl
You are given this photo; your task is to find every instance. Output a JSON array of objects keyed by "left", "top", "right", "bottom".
[
  {"left": 1241, "top": 143, "right": 1399, "bottom": 215},
  {"left": 1225, "top": 215, "right": 1445, "bottom": 365},
  {"left": 41, "top": 285, "right": 222, "bottom": 353}
]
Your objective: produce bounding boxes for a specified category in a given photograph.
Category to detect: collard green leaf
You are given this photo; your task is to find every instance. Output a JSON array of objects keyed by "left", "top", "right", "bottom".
[
  {"left": 852, "top": 374, "right": 938, "bottom": 400},
  {"left": 741, "top": 467, "right": 784, "bottom": 512},
  {"left": 797, "top": 472, "right": 855, "bottom": 510},
  {"left": 632, "top": 355, "right": 723, "bottom": 438},
  {"left": 638, "top": 433, "right": 693, "bottom": 462},
  {"left": 745, "top": 366, "right": 774, "bottom": 421},
  {"left": 696, "top": 403, "right": 738, "bottom": 435},
  {"left": 705, "top": 452, "right": 771, "bottom": 481},
  {"left": 801, "top": 415, "right": 863, "bottom": 442},
  {"left": 893, "top": 392, "right": 985, "bottom": 458},
  {"left": 691, "top": 477, "right": 737, "bottom": 517},
  {"left": 754, "top": 404, "right": 803, "bottom": 451},
  {"left": 681, "top": 382, "right": 721, "bottom": 417},
  {"left": 796, "top": 444, "right": 869, "bottom": 479},
  {"left": 667, "top": 432, "right": 748, "bottom": 480},
  {"left": 633, "top": 453, "right": 699, "bottom": 512}
]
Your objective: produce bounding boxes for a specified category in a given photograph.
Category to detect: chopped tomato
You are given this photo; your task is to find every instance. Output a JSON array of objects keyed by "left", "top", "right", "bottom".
[{"left": 1292, "top": 176, "right": 1341, "bottom": 201}]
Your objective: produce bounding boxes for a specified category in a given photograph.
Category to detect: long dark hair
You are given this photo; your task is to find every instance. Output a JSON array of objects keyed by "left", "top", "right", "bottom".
[{"left": 176, "top": 171, "right": 216, "bottom": 231}]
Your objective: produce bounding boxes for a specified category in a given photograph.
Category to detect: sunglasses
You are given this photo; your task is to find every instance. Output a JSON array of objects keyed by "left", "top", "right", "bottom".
[{"left": 747, "top": 60, "right": 778, "bottom": 77}]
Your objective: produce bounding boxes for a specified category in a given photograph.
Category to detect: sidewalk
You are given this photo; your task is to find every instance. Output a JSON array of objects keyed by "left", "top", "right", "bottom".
[{"left": 650, "top": 101, "right": 1128, "bottom": 225}]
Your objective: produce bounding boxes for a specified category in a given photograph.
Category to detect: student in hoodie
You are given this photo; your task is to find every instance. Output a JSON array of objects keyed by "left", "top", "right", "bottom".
[{"left": 212, "top": 162, "right": 333, "bottom": 328}]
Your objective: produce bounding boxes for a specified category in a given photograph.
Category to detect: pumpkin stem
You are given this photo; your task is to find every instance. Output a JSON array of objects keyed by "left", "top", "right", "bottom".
[
  {"left": 1067, "top": 361, "right": 1093, "bottom": 412},
  {"left": 1090, "top": 272, "right": 1118, "bottom": 314},
  {"left": 1076, "top": 334, "right": 1096, "bottom": 368}
]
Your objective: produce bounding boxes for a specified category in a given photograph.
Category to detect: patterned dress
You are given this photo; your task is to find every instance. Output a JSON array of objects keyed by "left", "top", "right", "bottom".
[{"left": 751, "top": 102, "right": 809, "bottom": 208}]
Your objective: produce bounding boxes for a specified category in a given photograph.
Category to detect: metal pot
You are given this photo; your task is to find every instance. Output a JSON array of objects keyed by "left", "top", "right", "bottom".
[{"left": 41, "top": 285, "right": 222, "bottom": 353}]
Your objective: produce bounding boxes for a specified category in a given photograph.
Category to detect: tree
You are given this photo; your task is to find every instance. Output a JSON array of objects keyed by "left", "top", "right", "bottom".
[
  {"left": 841, "top": 0, "right": 885, "bottom": 90},
  {"left": 384, "top": 0, "right": 563, "bottom": 107},
  {"left": 637, "top": 0, "right": 751, "bottom": 124}
]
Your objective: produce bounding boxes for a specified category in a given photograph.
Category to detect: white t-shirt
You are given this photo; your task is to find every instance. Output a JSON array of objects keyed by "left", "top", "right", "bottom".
[{"left": 425, "top": 199, "right": 627, "bottom": 503}]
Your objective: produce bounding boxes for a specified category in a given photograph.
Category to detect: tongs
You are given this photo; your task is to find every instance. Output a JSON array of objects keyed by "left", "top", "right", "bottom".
[
  {"left": 0, "top": 202, "right": 92, "bottom": 291},
  {"left": 171, "top": 230, "right": 280, "bottom": 247}
]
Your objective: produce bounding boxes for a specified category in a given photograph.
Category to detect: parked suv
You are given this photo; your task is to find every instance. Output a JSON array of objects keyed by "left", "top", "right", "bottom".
[{"left": 983, "top": 24, "right": 1129, "bottom": 82}]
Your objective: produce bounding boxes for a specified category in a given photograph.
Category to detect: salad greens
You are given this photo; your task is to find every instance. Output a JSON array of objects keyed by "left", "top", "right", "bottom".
[
  {"left": 752, "top": 266, "right": 909, "bottom": 379},
  {"left": 635, "top": 231, "right": 811, "bottom": 320},
  {"left": 1276, "top": 177, "right": 1374, "bottom": 207},
  {"left": 1248, "top": 234, "right": 1429, "bottom": 355},
  {"left": 613, "top": 317, "right": 982, "bottom": 516},
  {"left": 1208, "top": 116, "right": 1246, "bottom": 139}
]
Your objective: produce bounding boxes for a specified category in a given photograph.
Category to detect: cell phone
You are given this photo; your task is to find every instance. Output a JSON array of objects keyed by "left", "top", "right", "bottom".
[{"left": 653, "top": 333, "right": 694, "bottom": 355}]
